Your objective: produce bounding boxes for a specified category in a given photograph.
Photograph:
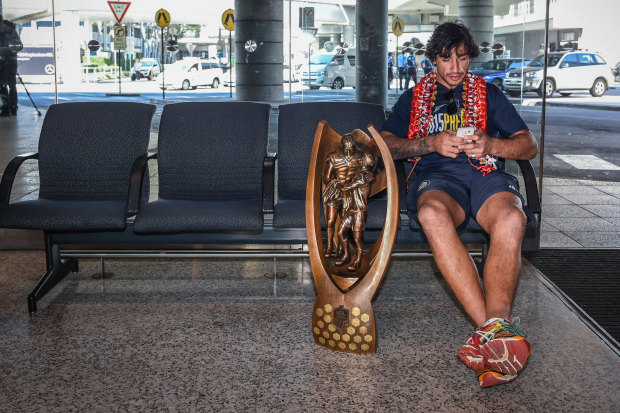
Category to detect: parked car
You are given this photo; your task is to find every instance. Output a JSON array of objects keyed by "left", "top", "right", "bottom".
[
  {"left": 470, "top": 58, "right": 530, "bottom": 89},
  {"left": 131, "top": 58, "right": 161, "bottom": 81},
  {"left": 303, "top": 49, "right": 356, "bottom": 89},
  {"left": 504, "top": 51, "right": 614, "bottom": 97},
  {"left": 157, "top": 58, "right": 224, "bottom": 90}
]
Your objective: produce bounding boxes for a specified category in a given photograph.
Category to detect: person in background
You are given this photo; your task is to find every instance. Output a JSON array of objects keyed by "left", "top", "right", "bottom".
[
  {"left": 132, "top": 58, "right": 142, "bottom": 81},
  {"left": 387, "top": 52, "right": 394, "bottom": 90},
  {"left": 0, "top": 14, "right": 20, "bottom": 116},
  {"left": 397, "top": 49, "right": 407, "bottom": 90},
  {"left": 405, "top": 52, "right": 417, "bottom": 89},
  {"left": 421, "top": 55, "right": 434, "bottom": 75}
]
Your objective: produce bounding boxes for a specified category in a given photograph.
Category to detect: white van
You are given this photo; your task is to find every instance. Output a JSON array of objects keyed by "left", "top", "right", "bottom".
[
  {"left": 157, "top": 58, "right": 224, "bottom": 90},
  {"left": 303, "top": 49, "right": 356, "bottom": 89}
]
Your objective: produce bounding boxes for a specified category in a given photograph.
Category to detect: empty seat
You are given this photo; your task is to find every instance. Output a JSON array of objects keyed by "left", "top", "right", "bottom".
[
  {"left": 274, "top": 102, "right": 386, "bottom": 229},
  {"left": 0, "top": 102, "right": 156, "bottom": 231},
  {"left": 133, "top": 101, "right": 271, "bottom": 234}
]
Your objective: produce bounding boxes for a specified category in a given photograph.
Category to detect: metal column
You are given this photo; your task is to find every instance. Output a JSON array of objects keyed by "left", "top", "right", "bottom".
[
  {"left": 234, "top": 0, "right": 284, "bottom": 103},
  {"left": 355, "top": 0, "right": 388, "bottom": 107}
]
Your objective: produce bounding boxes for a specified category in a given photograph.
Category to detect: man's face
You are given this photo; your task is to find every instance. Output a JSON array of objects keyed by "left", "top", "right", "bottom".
[
  {"left": 433, "top": 43, "right": 470, "bottom": 89},
  {"left": 342, "top": 138, "right": 354, "bottom": 157}
]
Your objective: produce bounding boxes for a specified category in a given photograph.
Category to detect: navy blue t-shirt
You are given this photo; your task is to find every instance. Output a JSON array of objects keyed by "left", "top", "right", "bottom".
[{"left": 380, "top": 81, "right": 528, "bottom": 173}]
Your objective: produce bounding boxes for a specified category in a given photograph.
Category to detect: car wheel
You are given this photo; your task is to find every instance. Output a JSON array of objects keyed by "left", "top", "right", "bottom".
[
  {"left": 181, "top": 80, "right": 191, "bottom": 90},
  {"left": 589, "top": 77, "right": 607, "bottom": 97},
  {"left": 212, "top": 78, "right": 220, "bottom": 88},
  {"left": 507, "top": 90, "right": 521, "bottom": 97},
  {"left": 559, "top": 92, "right": 572, "bottom": 97},
  {"left": 331, "top": 78, "right": 344, "bottom": 89},
  {"left": 492, "top": 78, "right": 503, "bottom": 89},
  {"left": 538, "top": 78, "right": 555, "bottom": 97}
]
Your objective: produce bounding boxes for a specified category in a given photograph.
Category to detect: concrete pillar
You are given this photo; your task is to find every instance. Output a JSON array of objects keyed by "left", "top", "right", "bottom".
[
  {"left": 459, "top": 0, "right": 494, "bottom": 62},
  {"left": 355, "top": 0, "right": 387, "bottom": 107},
  {"left": 234, "top": 0, "right": 283, "bottom": 102},
  {"left": 343, "top": 25, "right": 354, "bottom": 46}
]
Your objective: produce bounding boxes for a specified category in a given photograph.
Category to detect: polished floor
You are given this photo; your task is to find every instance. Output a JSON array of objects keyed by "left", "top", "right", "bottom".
[{"left": 0, "top": 252, "right": 618, "bottom": 411}]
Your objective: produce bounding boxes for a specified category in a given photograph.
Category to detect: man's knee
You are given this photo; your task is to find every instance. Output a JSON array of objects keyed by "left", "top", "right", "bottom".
[
  {"left": 416, "top": 199, "right": 453, "bottom": 227},
  {"left": 485, "top": 204, "right": 527, "bottom": 236}
]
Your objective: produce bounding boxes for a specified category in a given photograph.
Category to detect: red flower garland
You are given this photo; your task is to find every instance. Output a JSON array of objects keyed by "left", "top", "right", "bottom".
[{"left": 407, "top": 71, "right": 497, "bottom": 176}]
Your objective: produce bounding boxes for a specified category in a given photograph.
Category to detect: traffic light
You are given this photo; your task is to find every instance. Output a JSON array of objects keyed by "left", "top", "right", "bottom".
[{"left": 299, "top": 7, "right": 314, "bottom": 28}]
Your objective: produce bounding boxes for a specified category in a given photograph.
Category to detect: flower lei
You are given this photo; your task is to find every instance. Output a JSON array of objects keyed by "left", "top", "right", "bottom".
[{"left": 407, "top": 71, "right": 497, "bottom": 176}]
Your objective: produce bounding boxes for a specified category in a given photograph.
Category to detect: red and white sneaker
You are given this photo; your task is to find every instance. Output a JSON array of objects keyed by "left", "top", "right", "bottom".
[
  {"left": 458, "top": 317, "right": 531, "bottom": 375},
  {"left": 457, "top": 332, "right": 486, "bottom": 370},
  {"left": 476, "top": 366, "right": 518, "bottom": 388}
]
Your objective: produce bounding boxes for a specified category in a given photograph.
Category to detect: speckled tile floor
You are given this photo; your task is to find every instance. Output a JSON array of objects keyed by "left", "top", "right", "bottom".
[{"left": 0, "top": 252, "right": 618, "bottom": 412}]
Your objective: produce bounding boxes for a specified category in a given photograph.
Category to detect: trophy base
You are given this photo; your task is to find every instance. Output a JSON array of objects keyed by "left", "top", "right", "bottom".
[{"left": 311, "top": 296, "right": 376, "bottom": 353}]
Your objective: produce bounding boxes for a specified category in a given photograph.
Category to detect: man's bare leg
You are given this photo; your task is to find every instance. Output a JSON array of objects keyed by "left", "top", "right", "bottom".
[
  {"left": 416, "top": 190, "right": 486, "bottom": 327},
  {"left": 475, "top": 192, "right": 527, "bottom": 321}
]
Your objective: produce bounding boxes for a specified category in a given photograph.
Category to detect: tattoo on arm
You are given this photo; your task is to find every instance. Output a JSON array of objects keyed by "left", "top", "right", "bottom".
[{"left": 384, "top": 134, "right": 433, "bottom": 160}]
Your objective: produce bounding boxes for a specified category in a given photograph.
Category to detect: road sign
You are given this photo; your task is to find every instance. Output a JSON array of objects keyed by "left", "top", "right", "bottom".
[
  {"left": 107, "top": 1, "right": 131, "bottom": 24},
  {"left": 113, "top": 25, "right": 126, "bottom": 51},
  {"left": 222, "top": 9, "right": 235, "bottom": 31},
  {"left": 166, "top": 40, "right": 178, "bottom": 52},
  {"left": 87, "top": 40, "right": 100, "bottom": 52},
  {"left": 492, "top": 43, "right": 505, "bottom": 56},
  {"left": 156, "top": 9, "right": 171, "bottom": 28},
  {"left": 9, "top": 39, "right": 23, "bottom": 53},
  {"left": 392, "top": 17, "right": 404, "bottom": 37}
]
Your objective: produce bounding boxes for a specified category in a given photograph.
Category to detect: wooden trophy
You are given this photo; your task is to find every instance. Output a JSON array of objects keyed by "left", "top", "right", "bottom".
[{"left": 305, "top": 121, "right": 398, "bottom": 353}]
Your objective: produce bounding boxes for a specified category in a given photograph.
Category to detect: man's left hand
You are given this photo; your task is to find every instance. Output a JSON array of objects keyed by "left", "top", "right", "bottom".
[{"left": 457, "top": 129, "right": 495, "bottom": 158}]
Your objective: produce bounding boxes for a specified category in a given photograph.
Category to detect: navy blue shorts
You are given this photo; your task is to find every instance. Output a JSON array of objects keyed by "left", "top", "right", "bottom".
[{"left": 407, "top": 165, "right": 524, "bottom": 230}]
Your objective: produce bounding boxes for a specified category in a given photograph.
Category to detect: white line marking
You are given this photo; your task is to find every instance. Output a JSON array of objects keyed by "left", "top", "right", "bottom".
[{"left": 553, "top": 154, "right": 620, "bottom": 170}]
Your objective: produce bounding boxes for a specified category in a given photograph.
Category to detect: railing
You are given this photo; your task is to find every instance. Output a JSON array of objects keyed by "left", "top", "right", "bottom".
[{"left": 81, "top": 64, "right": 119, "bottom": 82}]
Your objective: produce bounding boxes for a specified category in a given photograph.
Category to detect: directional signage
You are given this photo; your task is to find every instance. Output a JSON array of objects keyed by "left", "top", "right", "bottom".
[
  {"left": 113, "top": 25, "right": 126, "bottom": 50},
  {"left": 155, "top": 8, "right": 171, "bottom": 28},
  {"left": 222, "top": 9, "right": 235, "bottom": 31},
  {"left": 392, "top": 17, "right": 404, "bottom": 37},
  {"left": 107, "top": 1, "right": 131, "bottom": 24}
]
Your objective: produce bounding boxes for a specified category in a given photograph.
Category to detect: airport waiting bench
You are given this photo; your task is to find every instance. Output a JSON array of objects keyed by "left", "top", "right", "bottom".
[{"left": 0, "top": 101, "right": 541, "bottom": 313}]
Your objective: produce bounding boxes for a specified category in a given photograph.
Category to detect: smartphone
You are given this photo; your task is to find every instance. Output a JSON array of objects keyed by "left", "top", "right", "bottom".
[{"left": 456, "top": 126, "right": 475, "bottom": 138}]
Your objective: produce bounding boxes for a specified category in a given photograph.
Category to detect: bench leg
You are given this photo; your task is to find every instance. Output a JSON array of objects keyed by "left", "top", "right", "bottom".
[{"left": 28, "top": 235, "right": 77, "bottom": 314}]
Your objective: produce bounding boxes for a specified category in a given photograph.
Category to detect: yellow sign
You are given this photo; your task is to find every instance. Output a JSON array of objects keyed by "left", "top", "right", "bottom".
[
  {"left": 392, "top": 17, "right": 404, "bottom": 37},
  {"left": 222, "top": 9, "right": 235, "bottom": 31},
  {"left": 155, "top": 8, "right": 170, "bottom": 28}
]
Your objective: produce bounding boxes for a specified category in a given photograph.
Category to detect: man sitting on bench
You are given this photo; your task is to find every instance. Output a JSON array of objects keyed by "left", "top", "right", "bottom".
[{"left": 380, "top": 22, "right": 538, "bottom": 388}]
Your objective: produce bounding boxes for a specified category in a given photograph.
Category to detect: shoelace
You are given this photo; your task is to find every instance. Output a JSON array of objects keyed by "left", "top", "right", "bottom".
[{"left": 474, "top": 317, "right": 528, "bottom": 345}]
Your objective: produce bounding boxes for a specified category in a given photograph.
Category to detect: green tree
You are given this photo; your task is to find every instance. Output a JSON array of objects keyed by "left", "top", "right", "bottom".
[{"left": 168, "top": 24, "right": 201, "bottom": 39}]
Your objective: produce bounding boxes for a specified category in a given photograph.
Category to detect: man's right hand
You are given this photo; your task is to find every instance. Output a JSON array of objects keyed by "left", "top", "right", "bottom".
[{"left": 430, "top": 130, "right": 461, "bottom": 158}]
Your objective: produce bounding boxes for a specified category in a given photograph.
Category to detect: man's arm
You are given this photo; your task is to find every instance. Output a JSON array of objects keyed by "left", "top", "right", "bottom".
[
  {"left": 380, "top": 130, "right": 462, "bottom": 160},
  {"left": 458, "top": 129, "right": 538, "bottom": 160}
]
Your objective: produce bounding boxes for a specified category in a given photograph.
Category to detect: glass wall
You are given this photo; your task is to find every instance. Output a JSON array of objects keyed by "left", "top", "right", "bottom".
[{"left": 3, "top": 1, "right": 619, "bottom": 241}]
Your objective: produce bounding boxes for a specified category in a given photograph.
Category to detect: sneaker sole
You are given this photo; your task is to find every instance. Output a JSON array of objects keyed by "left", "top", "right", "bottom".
[
  {"left": 478, "top": 370, "right": 518, "bottom": 388},
  {"left": 480, "top": 336, "right": 530, "bottom": 375}
]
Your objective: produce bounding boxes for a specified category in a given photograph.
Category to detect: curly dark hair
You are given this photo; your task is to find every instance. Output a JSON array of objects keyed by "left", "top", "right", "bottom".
[{"left": 426, "top": 21, "right": 480, "bottom": 61}]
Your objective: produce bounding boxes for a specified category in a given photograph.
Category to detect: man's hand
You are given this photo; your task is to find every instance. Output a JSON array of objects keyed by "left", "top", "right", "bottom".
[
  {"left": 430, "top": 130, "right": 462, "bottom": 158},
  {"left": 457, "top": 129, "right": 495, "bottom": 159},
  {"left": 456, "top": 128, "right": 537, "bottom": 160}
]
